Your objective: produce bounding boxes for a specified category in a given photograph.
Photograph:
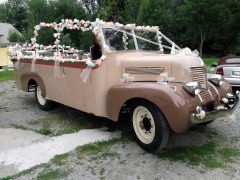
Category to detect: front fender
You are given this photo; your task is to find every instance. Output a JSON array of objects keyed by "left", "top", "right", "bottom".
[{"left": 107, "top": 82, "right": 194, "bottom": 133}]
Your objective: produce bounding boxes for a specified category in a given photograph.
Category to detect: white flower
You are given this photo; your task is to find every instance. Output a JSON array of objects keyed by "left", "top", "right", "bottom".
[
  {"left": 74, "top": 19, "right": 79, "bottom": 23},
  {"left": 34, "top": 25, "right": 41, "bottom": 31},
  {"left": 40, "top": 22, "right": 46, "bottom": 26},
  {"left": 53, "top": 33, "right": 59, "bottom": 38},
  {"left": 31, "top": 38, "right": 36, "bottom": 43},
  {"left": 54, "top": 39, "right": 60, "bottom": 45}
]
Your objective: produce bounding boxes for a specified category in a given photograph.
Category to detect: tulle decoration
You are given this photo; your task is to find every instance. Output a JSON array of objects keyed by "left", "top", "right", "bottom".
[
  {"left": 31, "top": 56, "right": 37, "bottom": 72},
  {"left": 14, "top": 59, "right": 21, "bottom": 70},
  {"left": 170, "top": 42, "right": 176, "bottom": 55},
  {"left": 80, "top": 67, "right": 92, "bottom": 83},
  {"left": 54, "top": 60, "right": 63, "bottom": 78}
]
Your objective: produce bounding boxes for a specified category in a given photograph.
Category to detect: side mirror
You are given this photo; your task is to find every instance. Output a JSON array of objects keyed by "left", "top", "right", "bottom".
[{"left": 211, "top": 63, "right": 217, "bottom": 68}]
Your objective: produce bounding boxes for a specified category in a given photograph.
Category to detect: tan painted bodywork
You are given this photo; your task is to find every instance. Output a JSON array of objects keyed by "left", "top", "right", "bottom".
[{"left": 13, "top": 51, "right": 231, "bottom": 133}]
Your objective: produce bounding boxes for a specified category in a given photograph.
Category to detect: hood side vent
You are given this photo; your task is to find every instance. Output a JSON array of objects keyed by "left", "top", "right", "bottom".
[{"left": 125, "top": 67, "right": 165, "bottom": 75}]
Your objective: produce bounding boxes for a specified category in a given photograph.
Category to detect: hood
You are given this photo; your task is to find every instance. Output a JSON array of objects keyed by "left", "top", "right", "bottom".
[{"left": 107, "top": 51, "right": 205, "bottom": 84}]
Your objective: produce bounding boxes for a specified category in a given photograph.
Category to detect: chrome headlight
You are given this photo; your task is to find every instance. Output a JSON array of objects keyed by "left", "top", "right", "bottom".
[
  {"left": 208, "top": 74, "right": 224, "bottom": 86},
  {"left": 183, "top": 81, "right": 201, "bottom": 96}
]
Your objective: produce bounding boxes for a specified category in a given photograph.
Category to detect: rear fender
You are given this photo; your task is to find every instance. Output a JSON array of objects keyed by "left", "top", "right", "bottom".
[{"left": 20, "top": 73, "right": 46, "bottom": 96}]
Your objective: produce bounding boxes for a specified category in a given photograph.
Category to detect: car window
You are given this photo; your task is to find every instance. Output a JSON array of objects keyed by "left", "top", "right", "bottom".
[{"left": 226, "top": 58, "right": 240, "bottom": 63}]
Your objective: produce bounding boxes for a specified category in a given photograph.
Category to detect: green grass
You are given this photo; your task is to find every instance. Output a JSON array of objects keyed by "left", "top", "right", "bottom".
[
  {"left": 1, "top": 177, "right": 11, "bottom": 180},
  {"left": 203, "top": 57, "right": 219, "bottom": 73},
  {"left": 37, "top": 169, "right": 69, "bottom": 180},
  {"left": 76, "top": 139, "right": 120, "bottom": 159},
  {"left": 0, "top": 91, "right": 6, "bottom": 96},
  {"left": 11, "top": 124, "right": 28, "bottom": 130},
  {"left": 203, "top": 57, "right": 219, "bottom": 67},
  {"left": 35, "top": 114, "right": 107, "bottom": 136},
  {"left": 158, "top": 141, "right": 240, "bottom": 168},
  {"left": 0, "top": 106, "right": 9, "bottom": 112},
  {"left": 0, "top": 70, "right": 14, "bottom": 82},
  {"left": 51, "top": 153, "right": 69, "bottom": 166},
  {"left": 99, "top": 167, "right": 105, "bottom": 176},
  {"left": 37, "top": 128, "right": 52, "bottom": 135}
]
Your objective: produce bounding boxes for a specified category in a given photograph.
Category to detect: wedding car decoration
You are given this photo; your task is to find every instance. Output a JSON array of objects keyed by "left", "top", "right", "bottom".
[
  {"left": 9, "top": 18, "right": 188, "bottom": 80},
  {"left": 10, "top": 19, "right": 239, "bottom": 153}
]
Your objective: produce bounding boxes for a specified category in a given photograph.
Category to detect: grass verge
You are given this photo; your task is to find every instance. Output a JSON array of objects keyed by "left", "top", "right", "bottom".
[
  {"left": 158, "top": 141, "right": 240, "bottom": 168},
  {"left": 51, "top": 153, "right": 69, "bottom": 166},
  {"left": 76, "top": 138, "right": 120, "bottom": 159},
  {"left": 35, "top": 113, "right": 109, "bottom": 136},
  {"left": 37, "top": 169, "right": 69, "bottom": 180},
  {"left": 0, "top": 70, "right": 14, "bottom": 83}
]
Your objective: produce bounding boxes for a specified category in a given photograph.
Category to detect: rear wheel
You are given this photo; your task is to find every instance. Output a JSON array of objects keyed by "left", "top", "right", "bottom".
[
  {"left": 35, "top": 84, "right": 56, "bottom": 111},
  {"left": 131, "top": 100, "right": 169, "bottom": 153}
]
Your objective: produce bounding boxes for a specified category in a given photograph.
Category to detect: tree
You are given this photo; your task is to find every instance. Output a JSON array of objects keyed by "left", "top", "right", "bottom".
[
  {"left": 8, "top": 30, "right": 24, "bottom": 42},
  {"left": 1, "top": 0, "right": 28, "bottom": 33},
  {"left": 28, "top": 0, "right": 49, "bottom": 25},
  {"left": 98, "top": 0, "right": 126, "bottom": 22}
]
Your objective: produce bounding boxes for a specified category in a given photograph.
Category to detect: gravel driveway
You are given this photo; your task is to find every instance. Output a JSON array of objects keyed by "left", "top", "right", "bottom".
[{"left": 0, "top": 81, "right": 240, "bottom": 180}]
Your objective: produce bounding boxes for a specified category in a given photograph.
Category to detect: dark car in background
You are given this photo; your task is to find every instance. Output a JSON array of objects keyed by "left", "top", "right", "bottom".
[{"left": 213, "top": 56, "right": 240, "bottom": 90}]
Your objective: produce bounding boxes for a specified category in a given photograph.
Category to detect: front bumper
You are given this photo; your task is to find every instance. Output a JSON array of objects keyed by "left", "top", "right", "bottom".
[{"left": 191, "top": 91, "right": 239, "bottom": 123}]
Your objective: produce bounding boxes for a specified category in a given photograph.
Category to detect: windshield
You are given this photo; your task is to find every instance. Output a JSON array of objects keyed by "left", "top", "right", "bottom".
[{"left": 102, "top": 28, "right": 160, "bottom": 51}]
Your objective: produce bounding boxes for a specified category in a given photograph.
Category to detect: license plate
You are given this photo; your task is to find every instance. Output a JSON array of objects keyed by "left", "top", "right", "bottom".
[{"left": 232, "top": 71, "right": 240, "bottom": 76}]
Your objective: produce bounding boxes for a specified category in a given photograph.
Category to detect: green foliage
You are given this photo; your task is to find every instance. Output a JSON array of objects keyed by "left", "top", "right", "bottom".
[
  {"left": 203, "top": 57, "right": 219, "bottom": 67},
  {"left": 0, "top": 0, "right": 28, "bottom": 32},
  {"left": 8, "top": 30, "right": 25, "bottom": 42},
  {"left": 0, "top": 0, "right": 239, "bottom": 56},
  {"left": 203, "top": 57, "right": 219, "bottom": 73},
  {"left": 60, "top": 33, "right": 74, "bottom": 47},
  {"left": 36, "top": 28, "right": 56, "bottom": 45}
]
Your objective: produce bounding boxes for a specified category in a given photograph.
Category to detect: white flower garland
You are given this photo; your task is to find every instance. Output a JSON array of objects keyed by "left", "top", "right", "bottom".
[{"left": 9, "top": 18, "right": 164, "bottom": 68}]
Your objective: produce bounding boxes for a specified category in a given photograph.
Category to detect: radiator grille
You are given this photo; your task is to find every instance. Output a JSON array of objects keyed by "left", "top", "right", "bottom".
[
  {"left": 199, "top": 90, "right": 212, "bottom": 103},
  {"left": 190, "top": 67, "right": 207, "bottom": 89},
  {"left": 209, "top": 84, "right": 218, "bottom": 99}
]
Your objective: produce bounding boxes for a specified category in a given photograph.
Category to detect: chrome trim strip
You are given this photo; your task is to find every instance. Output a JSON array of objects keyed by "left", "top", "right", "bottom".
[{"left": 125, "top": 67, "right": 165, "bottom": 75}]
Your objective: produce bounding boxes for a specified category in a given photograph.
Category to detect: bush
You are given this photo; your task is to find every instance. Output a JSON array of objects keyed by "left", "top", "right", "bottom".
[{"left": 8, "top": 30, "right": 25, "bottom": 42}]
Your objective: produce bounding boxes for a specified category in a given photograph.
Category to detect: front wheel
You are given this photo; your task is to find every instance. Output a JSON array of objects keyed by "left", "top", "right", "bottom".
[
  {"left": 131, "top": 100, "right": 169, "bottom": 153},
  {"left": 35, "top": 84, "right": 56, "bottom": 111}
]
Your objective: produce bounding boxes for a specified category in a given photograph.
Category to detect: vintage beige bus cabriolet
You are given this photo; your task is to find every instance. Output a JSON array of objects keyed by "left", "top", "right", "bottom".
[{"left": 10, "top": 19, "right": 239, "bottom": 152}]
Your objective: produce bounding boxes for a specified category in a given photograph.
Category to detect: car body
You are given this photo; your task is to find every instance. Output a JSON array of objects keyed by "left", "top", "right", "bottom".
[
  {"left": 9, "top": 19, "right": 239, "bottom": 152},
  {"left": 215, "top": 56, "right": 240, "bottom": 88}
]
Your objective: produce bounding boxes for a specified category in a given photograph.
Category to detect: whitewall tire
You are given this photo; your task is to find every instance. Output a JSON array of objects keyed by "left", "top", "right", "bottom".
[{"left": 35, "top": 84, "right": 56, "bottom": 111}]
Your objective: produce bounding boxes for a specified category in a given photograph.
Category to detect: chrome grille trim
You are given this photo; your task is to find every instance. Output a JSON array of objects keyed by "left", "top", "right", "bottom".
[
  {"left": 208, "top": 89, "right": 214, "bottom": 100},
  {"left": 197, "top": 94, "right": 203, "bottom": 103},
  {"left": 190, "top": 67, "right": 207, "bottom": 89},
  {"left": 209, "top": 82, "right": 219, "bottom": 99},
  {"left": 199, "top": 90, "right": 212, "bottom": 103},
  {"left": 198, "top": 83, "right": 219, "bottom": 104}
]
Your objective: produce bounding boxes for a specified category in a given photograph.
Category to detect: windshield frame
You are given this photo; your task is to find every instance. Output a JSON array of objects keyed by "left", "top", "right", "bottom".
[{"left": 100, "top": 25, "right": 181, "bottom": 54}]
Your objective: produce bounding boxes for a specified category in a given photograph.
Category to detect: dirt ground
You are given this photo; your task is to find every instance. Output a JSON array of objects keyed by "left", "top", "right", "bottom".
[{"left": 0, "top": 80, "right": 240, "bottom": 180}]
